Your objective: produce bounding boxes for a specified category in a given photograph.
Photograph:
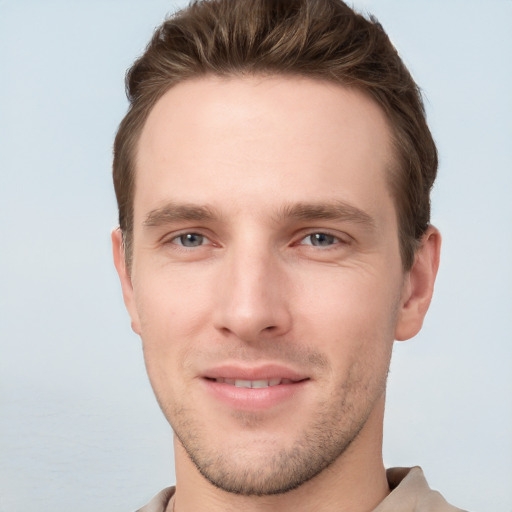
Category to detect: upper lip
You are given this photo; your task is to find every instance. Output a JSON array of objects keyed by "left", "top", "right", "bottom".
[{"left": 202, "top": 363, "right": 308, "bottom": 382}]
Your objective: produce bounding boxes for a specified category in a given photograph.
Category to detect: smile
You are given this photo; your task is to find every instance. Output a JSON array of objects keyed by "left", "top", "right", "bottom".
[
  {"left": 201, "top": 364, "right": 310, "bottom": 409},
  {"left": 210, "top": 378, "right": 297, "bottom": 388}
]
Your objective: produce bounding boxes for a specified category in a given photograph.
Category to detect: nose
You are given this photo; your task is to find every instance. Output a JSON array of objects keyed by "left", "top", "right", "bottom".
[{"left": 212, "top": 243, "right": 292, "bottom": 343}]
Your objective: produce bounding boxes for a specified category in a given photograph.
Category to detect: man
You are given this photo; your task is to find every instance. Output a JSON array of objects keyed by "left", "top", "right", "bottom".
[{"left": 112, "top": 0, "right": 464, "bottom": 510}]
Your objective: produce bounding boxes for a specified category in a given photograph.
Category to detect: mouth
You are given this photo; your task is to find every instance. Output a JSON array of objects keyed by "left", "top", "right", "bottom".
[
  {"left": 201, "top": 366, "right": 310, "bottom": 410},
  {"left": 205, "top": 377, "right": 305, "bottom": 388}
]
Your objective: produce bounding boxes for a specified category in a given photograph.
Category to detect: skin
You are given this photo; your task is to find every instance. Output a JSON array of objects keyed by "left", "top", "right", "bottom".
[{"left": 113, "top": 75, "right": 440, "bottom": 512}]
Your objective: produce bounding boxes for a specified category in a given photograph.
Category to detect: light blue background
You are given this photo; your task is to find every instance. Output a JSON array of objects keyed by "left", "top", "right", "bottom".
[{"left": 1, "top": 1, "right": 511, "bottom": 511}]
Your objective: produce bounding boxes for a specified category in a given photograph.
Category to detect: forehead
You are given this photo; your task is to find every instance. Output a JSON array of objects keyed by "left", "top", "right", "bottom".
[{"left": 135, "top": 74, "right": 396, "bottom": 223}]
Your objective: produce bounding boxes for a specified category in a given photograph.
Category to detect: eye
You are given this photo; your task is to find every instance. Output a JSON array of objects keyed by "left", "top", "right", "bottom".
[
  {"left": 301, "top": 233, "right": 340, "bottom": 247},
  {"left": 171, "top": 233, "right": 208, "bottom": 248}
]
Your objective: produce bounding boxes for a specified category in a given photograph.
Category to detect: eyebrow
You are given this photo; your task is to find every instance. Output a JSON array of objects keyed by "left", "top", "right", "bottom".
[
  {"left": 142, "top": 200, "right": 375, "bottom": 229},
  {"left": 276, "top": 201, "right": 376, "bottom": 228},
  {"left": 143, "top": 202, "right": 218, "bottom": 227}
]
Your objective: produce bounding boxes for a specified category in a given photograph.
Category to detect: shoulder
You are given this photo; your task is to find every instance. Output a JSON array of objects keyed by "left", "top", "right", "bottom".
[
  {"left": 135, "top": 487, "right": 175, "bottom": 512},
  {"left": 373, "top": 467, "right": 468, "bottom": 512}
]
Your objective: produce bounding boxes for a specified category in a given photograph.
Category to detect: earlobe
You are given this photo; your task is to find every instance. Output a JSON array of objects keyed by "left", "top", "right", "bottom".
[
  {"left": 395, "top": 226, "right": 441, "bottom": 341},
  {"left": 111, "top": 228, "right": 142, "bottom": 335}
]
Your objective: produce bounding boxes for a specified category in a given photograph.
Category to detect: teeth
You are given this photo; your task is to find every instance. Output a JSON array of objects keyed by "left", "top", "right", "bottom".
[
  {"left": 215, "top": 378, "right": 288, "bottom": 388},
  {"left": 235, "top": 379, "right": 253, "bottom": 388},
  {"left": 251, "top": 380, "right": 270, "bottom": 388}
]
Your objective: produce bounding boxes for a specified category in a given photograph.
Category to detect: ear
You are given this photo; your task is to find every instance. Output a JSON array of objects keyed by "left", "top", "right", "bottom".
[
  {"left": 112, "top": 228, "right": 141, "bottom": 335},
  {"left": 395, "top": 225, "right": 441, "bottom": 341}
]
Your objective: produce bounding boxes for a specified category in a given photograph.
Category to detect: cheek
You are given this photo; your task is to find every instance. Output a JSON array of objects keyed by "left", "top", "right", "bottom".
[
  {"left": 296, "top": 266, "right": 400, "bottom": 360},
  {"left": 300, "top": 264, "right": 400, "bottom": 321},
  {"left": 135, "top": 264, "right": 212, "bottom": 336},
  {"left": 132, "top": 268, "right": 213, "bottom": 388}
]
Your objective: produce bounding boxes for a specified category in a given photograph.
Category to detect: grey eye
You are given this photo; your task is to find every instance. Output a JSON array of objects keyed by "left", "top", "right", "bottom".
[
  {"left": 306, "top": 233, "right": 337, "bottom": 247},
  {"left": 175, "top": 233, "right": 205, "bottom": 247}
]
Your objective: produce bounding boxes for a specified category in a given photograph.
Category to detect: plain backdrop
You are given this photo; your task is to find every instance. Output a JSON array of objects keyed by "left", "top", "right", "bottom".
[{"left": 1, "top": 1, "right": 511, "bottom": 511}]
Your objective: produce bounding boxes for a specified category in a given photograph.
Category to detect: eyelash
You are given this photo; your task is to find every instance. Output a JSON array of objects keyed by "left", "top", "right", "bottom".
[
  {"left": 164, "top": 230, "right": 349, "bottom": 251},
  {"left": 299, "top": 232, "right": 346, "bottom": 249},
  {"left": 167, "top": 232, "right": 211, "bottom": 248}
]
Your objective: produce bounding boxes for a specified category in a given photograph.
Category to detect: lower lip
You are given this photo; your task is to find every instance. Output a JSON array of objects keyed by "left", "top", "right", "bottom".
[{"left": 202, "top": 379, "right": 308, "bottom": 411}]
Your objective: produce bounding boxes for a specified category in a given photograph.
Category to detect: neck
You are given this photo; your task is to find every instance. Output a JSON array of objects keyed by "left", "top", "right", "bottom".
[{"left": 170, "top": 398, "right": 389, "bottom": 512}]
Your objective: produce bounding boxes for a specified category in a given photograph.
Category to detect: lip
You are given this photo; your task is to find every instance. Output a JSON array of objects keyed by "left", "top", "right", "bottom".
[
  {"left": 203, "top": 363, "right": 308, "bottom": 382},
  {"left": 200, "top": 364, "right": 309, "bottom": 411}
]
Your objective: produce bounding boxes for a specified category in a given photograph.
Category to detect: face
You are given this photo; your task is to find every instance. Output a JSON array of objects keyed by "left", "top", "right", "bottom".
[{"left": 114, "top": 75, "right": 429, "bottom": 495}]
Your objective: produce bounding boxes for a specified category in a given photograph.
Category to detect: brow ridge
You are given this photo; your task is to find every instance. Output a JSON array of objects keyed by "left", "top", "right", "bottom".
[
  {"left": 142, "top": 200, "right": 375, "bottom": 229},
  {"left": 143, "top": 202, "right": 218, "bottom": 227},
  {"left": 277, "top": 201, "right": 375, "bottom": 227}
]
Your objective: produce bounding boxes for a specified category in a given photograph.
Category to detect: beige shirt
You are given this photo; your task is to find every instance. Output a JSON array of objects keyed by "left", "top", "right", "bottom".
[{"left": 136, "top": 467, "right": 467, "bottom": 512}]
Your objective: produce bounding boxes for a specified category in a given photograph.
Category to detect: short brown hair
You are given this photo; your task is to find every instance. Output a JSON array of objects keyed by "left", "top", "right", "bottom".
[{"left": 113, "top": 0, "right": 437, "bottom": 271}]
